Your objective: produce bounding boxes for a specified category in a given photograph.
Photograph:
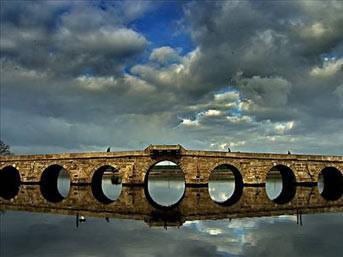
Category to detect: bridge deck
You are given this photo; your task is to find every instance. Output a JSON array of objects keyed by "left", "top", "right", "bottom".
[{"left": 1, "top": 146, "right": 342, "bottom": 162}]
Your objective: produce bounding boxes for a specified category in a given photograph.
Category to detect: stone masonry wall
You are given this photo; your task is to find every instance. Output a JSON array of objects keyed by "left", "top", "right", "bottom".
[{"left": 0, "top": 146, "right": 342, "bottom": 185}]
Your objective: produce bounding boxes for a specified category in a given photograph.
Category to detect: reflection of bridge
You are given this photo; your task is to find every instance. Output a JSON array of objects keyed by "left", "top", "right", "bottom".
[
  {"left": 0, "top": 145, "right": 342, "bottom": 185},
  {"left": 1, "top": 185, "right": 342, "bottom": 227}
]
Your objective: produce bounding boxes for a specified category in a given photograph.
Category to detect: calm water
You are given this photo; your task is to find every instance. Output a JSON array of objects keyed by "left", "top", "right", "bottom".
[{"left": 1, "top": 175, "right": 342, "bottom": 257}]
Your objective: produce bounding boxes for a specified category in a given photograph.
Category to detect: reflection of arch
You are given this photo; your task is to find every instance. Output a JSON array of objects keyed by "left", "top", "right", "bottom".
[
  {"left": 144, "top": 160, "right": 185, "bottom": 209},
  {"left": 319, "top": 167, "right": 343, "bottom": 201},
  {"left": 0, "top": 166, "right": 21, "bottom": 200},
  {"left": 266, "top": 165, "right": 296, "bottom": 204},
  {"left": 91, "top": 165, "right": 122, "bottom": 204},
  {"left": 40, "top": 164, "right": 70, "bottom": 203},
  {"left": 208, "top": 164, "right": 243, "bottom": 206}
]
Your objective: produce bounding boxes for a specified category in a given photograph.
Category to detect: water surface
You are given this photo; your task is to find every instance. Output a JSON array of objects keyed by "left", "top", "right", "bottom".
[{"left": 1, "top": 178, "right": 342, "bottom": 257}]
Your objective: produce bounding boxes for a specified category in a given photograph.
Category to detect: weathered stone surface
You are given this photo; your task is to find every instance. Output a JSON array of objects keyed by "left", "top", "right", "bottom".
[{"left": 0, "top": 145, "right": 342, "bottom": 185}]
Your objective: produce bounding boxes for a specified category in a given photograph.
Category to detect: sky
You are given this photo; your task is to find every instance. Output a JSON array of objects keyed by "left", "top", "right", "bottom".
[{"left": 0, "top": 0, "right": 342, "bottom": 155}]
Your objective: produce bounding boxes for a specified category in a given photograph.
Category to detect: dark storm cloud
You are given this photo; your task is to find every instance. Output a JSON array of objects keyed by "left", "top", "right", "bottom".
[
  {"left": 181, "top": 1, "right": 342, "bottom": 94},
  {"left": 0, "top": 1, "right": 147, "bottom": 77}
]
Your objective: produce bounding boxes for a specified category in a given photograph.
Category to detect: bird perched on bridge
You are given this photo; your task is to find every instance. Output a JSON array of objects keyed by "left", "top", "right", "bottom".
[
  {"left": 107, "top": 147, "right": 111, "bottom": 152},
  {"left": 228, "top": 147, "right": 231, "bottom": 152},
  {"left": 288, "top": 150, "right": 291, "bottom": 154}
]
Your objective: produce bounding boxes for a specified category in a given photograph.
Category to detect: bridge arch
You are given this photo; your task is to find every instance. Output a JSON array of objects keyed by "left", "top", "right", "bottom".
[
  {"left": 206, "top": 161, "right": 243, "bottom": 179},
  {"left": 0, "top": 165, "right": 21, "bottom": 200},
  {"left": 265, "top": 164, "right": 296, "bottom": 204},
  {"left": 318, "top": 166, "right": 343, "bottom": 201},
  {"left": 144, "top": 160, "right": 186, "bottom": 209},
  {"left": 262, "top": 162, "right": 299, "bottom": 183},
  {"left": 91, "top": 165, "right": 122, "bottom": 204},
  {"left": 143, "top": 158, "right": 185, "bottom": 181},
  {"left": 40, "top": 164, "right": 71, "bottom": 203},
  {"left": 208, "top": 163, "right": 243, "bottom": 206}
]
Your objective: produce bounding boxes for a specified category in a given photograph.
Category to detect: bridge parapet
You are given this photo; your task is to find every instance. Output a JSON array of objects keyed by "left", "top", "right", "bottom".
[{"left": 0, "top": 145, "right": 342, "bottom": 185}]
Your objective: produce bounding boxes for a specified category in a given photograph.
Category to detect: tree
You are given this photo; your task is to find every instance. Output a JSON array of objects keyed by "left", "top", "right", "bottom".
[{"left": 0, "top": 140, "right": 12, "bottom": 156}]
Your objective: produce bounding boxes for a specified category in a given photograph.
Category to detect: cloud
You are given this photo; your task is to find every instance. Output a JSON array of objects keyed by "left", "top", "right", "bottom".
[
  {"left": 116, "top": 0, "right": 157, "bottom": 21},
  {"left": 238, "top": 76, "right": 292, "bottom": 107},
  {"left": 335, "top": 84, "right": 343, "bottom": 109},
  {"left": 149, "top": 46, "right": 182, "bottom": 65},
  {"left": 1, "top": 1, "right": 343, "bottom": 155},
  {"left": 274, "top": 121, "right": 295, "bottom": 135},
  {"left": 203, "top": 110, "right": 222, "bottom": 117},
  {"left": 226, "top": 115, "right": 253, "bottom": 125},
  {"left": 0, "top": 1, "right": 148, "bottom": 77},
  {"left": 310, "top": 58, "right": 343, "bottom": 77},
  {"left": 179, "top": 118, "right": 200, "bottom": 128}
]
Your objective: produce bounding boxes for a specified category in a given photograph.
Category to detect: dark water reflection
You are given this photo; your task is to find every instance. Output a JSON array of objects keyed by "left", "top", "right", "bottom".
[
  {"left": 1, "top": 211, "right": 342, "bottom": 257},
  {"left": 1, "top": 178, "right": 343, "bottom": 257}
]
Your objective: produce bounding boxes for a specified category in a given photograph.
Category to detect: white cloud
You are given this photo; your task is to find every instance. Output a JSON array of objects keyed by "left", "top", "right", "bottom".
[
  {"left": 149, "top": 46, "right": 181, "bottom": 65},
  {"left": 210, "top": 141, "right": 246, "bottom": 151},
  {"left": 274, "top": 121, "right": 295, "bottom": 135},
  {"left": 310, "top": 58, "right": 343, "bottom": 77},
  {"left": 202, "top": 109, "right": 222, "bottom": 117},
  {"left": 301, "top": 22, "right": 330, "bottom": 39},
  {"left": 179, "top": 118, "right": 200, "bottom": 128},
  {"left": 214, "top": 91, "right": 240, "bottom": 103},
  {"left": 226, "top": 115, "right": 253, "bottom": 124}
]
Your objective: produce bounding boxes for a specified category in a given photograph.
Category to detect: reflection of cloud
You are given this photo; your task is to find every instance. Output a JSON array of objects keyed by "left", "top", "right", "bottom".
[
  {"left": 147, "top": 181, "right": 185, "bottom": 206},
  {"left": 2, "top": 212, "right": 343, "bottom": 257},
  {"left": 207, "top": 228, "right": 223, "bottom": 236},
  {"left": 241, "top": 214, "right": 343, "bottom": 257},
  {"left": 208, "top": 182, "right": 235, "bottom": 201}
]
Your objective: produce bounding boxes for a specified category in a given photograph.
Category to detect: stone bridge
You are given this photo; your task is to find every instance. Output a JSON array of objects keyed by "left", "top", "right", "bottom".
[{"left": 0, "top": 145, "right": 342, "bottom": 186}]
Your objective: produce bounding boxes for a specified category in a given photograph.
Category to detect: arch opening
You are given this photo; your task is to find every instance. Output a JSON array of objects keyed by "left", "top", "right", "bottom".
[
  {"left": 91, "top": 165, "right": 122, "bottom": 204},
  {"left": 40, "top": 165, "right": 71, "bottom": 203},
  {"left": 208, "top": 164, "right": 243, "bottom": 206},
  {"left": 265, "top": 165, "right": 296, "bottom": 204},
  {"left": 318, "top": 167, "right": 343, "bottom": 201},
  {"left": 0, "top": 166, "right": 21, "bottom": 200},
  {"left": 145, "top": 160, "right": 185, "bottom": 208}
]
